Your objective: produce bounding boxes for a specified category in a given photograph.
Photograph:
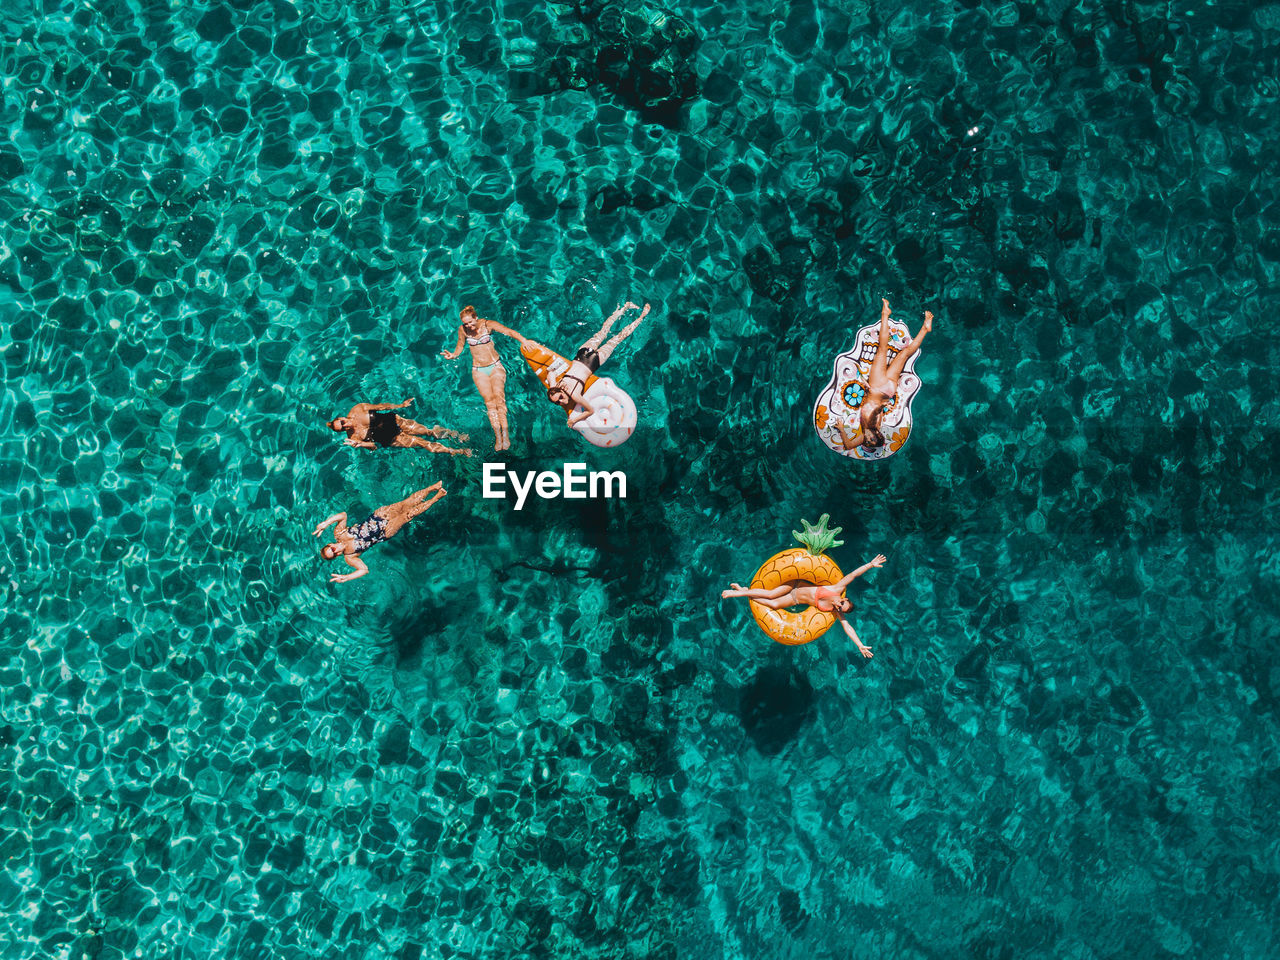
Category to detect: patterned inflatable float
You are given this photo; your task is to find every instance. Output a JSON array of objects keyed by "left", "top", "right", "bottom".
[{"left": 812, "top": 318, "right": 923, "bottom": 461}]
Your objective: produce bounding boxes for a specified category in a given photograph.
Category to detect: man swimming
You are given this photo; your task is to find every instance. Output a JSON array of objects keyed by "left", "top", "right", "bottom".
[
  {"left": 327, "top": 399, "right": 470, "bottom": 455},
  {"left": 314, "top": 482, "right": 447, "bottom": 583}
]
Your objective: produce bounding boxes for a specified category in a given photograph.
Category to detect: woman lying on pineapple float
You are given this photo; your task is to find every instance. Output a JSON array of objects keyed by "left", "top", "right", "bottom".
[{"left": 721, "top": 514, "right": 885, "bottom": 658}]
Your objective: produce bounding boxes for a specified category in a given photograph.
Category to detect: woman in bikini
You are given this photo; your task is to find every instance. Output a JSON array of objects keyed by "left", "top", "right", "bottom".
[
  {"left": 441, "top": 305, "right": 522, "bottom": 451},
  {"left": 314, "top": 482, "right": 447, "bottom": 582},
  {"left": 721, "top": 554, "right": 887, "bottom": 658},
  {"left": 545, "top": 301, "right": 650, "bottom": 427},
  {"left": 836, "top": 299, "right": 934, "bottom": 451},
  {"left": 327, "top": 399, "right": 471, "bottom": 455}
]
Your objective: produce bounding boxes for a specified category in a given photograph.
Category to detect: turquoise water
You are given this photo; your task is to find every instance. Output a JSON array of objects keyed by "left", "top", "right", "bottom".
[{"left": 3, "top": 0, "right": 1280, "bottom": 957}]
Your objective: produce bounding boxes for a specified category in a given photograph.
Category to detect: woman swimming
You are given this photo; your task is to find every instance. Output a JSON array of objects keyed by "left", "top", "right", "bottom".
[
  {"left": 544, "top": 301, "right": 650, "bottom": 427},
  {"left": 441, "top": 305, "right": 523, "bottom": 451},
  {"left": 314, "top": 482, "right": 447, "bottom": 582},
  {"left": 837, "top": 299, "right": 933, "bottom": 451},
  {"left": 721, "top": 554, "right": 887, "bottom": 658},
  {"left": 327, "top": 399, "right": 471, "bottom": 456}
]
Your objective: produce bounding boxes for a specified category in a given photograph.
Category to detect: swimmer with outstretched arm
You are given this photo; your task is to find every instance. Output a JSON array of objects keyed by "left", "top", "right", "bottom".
[
  {"left": 544, "top": 301, "right": 650, "bottom": 427},
  {"left": 837, "top": 298, "right": 933, "bottom": 450},
  {"left": 721, "top": 554, "right": 887, "bottom": 658},
  {"left": 441, "top": 305, "right": 524, "bottom": 451},
  {"left": 314, "top": 482, "right": 446, "bottom": 582}
]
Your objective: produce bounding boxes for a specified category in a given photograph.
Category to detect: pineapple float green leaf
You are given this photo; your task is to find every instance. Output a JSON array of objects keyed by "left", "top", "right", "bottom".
[{"left": 791, "top": 514, "right": 844, "bottom": 556}]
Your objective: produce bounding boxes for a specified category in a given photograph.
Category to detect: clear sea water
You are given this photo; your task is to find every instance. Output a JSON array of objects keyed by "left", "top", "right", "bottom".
[{"left": 3, "top": 0, "right": 1279, "bottom": 957}]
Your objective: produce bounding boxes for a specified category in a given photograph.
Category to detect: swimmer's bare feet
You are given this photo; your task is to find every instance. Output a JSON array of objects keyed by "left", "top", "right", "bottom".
[
  {"left": 881, "top": 298, "right": 891, "bottom": 319},
  {"left": 922, "top": 310, "right": 933, "bottom": 333},
  {"left": 720, "top": 583, "right": 744, "bottom": 598}
]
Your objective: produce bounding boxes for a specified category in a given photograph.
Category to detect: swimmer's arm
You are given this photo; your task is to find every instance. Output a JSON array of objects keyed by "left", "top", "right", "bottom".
[
  {"left": 567, "top": 395, "right": 596, "bottom": 426},
  {"left": 835, "top": 420, "right": 864, "bottom": 449},
  {"left": 331, "top": 554, "right": 369, "bottom": 583},
  {"left": 313, "top": 513, "right": 347, "bottom": 537},
  {"left": 565, "top": 383, "right": 595, "bottom": 423},
  {"left": 344, "top": 438, "right": 377, "bottom": 448},
  {"left": 833, "top": 554, "right": 888, "bottom": 590},
  {"left": 836, "top": 611, "right": 873, "bottom": 659},
  {"left": 441, "top": 328, "right": 466, "bottom": 360},
  {"left": 486, "top": 320, "right": 527, "bottom": 345},
  {"left": 356, "top": 399, "right": 413, "bottom": 412}
]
